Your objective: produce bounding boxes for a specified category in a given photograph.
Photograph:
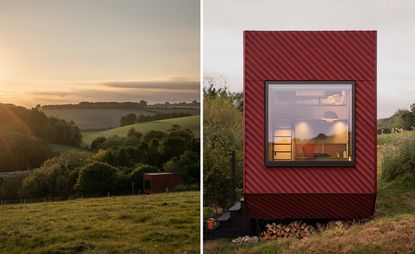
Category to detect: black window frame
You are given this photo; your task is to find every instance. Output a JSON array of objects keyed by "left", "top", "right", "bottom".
[{"left": 264, "top": 80, "right": 356, "bottom": 167}]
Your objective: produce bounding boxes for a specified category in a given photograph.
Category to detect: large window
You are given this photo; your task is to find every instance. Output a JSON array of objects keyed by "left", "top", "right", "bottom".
[{"left": 265, "top": 81, "right": 355, "bottom": 166}]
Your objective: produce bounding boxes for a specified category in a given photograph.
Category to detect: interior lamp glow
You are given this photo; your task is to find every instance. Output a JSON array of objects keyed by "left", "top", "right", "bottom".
[{"left": 321, "top": 111, "right": 338, "bottom": 122}]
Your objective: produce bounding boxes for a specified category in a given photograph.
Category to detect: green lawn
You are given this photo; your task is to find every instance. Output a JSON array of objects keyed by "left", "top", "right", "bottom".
[
  {"left": 82, "top": 115, "right": 200, "bottom": 145},
  {"left": 0, "top": 191, "right": 200, "bottom": 254},
  {"left": 204, "top": 135, "right": 415, "bottom": 254},
  {"left": 43, "top": 108, "right": 200, "bottom": 131}
]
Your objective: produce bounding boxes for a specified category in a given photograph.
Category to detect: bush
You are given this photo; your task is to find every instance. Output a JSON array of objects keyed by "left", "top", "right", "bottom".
[
  {"left": 164, "top": 151, "right": 200, "bottom": 185},
  {"left": 203, "top": 85, "right": 243, "bottom": 210},
  {"left": 381, "top": 133, "right": 415, "bottom": 185},
  {"left": 0, "top": 173, "right": 29, "bottom": 200},
  {"left": 74, "top": 162, "right": 118, "bottom": 195},
  {"left": 21, "top": 150, "right": 91, "bottom": 198}
]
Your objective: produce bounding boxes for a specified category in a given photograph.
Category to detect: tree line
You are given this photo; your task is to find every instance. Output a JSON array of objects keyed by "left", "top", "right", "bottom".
[
  {"left": 0, "top": 104, "right": 82, "bottom": 172},
  {"left": 42, "top": 101, "right": 148, "bottom": 110},
  {"left": 377, "top": 103, "right": 415, "bottom": 133},
  {"left": 120, "top": 112, "right": 192, "bottom": 126},
  {"left": 0, "top": 125, "right": 200, "bottom": 200},
  {"left": 41, "top": 100, "right": 200, "bottom": 110}
]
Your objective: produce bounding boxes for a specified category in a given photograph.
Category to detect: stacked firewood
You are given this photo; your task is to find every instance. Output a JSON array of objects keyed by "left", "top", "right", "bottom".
[{"left": 259, "top": 220, "right": 354, "bottom": 241}]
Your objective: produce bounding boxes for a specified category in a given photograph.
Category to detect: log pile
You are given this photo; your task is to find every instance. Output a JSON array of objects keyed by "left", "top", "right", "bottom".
[{"left": 259, "top": 220, "right": 354, "bottom": 241}]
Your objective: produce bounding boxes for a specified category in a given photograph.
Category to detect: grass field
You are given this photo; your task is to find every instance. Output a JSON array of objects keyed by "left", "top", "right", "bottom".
[
  {"left": 377, "top": 130, "right": 415, "bottom": 145},
  {"left": 43, "top": 108, "right": 199, "bottom": 131},
  {"left": 0, "top": 191, "right": 200, "bottom": 254},
  {"left": 204, "top": 134, "right": 415, "bottom": 254},
  {"left": 82, "top": 115, "right": 200, "bottom": 145}
]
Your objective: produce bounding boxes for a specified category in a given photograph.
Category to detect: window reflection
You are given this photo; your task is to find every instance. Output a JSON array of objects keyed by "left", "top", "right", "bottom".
[{"left": 267, "top": 83, "right": 353, "bottom": 164}]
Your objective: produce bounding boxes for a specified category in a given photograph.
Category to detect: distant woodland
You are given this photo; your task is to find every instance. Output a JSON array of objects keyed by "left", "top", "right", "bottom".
[
  {"left": 0, "top": 103, "right": 200, "bottom": 201},
  {"left": 42, "top": 100, "right": 200, "bottom": 110},
  {"left": 0, "top": 104, "right": 82, "bottom": 172},
  {"left": 120, "top": 112, "right": 192, "bottom": 126}
]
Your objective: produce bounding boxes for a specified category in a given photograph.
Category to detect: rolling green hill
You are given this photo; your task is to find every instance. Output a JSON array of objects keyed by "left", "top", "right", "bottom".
[
  {"left": 0, "top": 191, "right": 199, "bottom": 254},
  {"left": 44, "top": 108, "right": 199, "bottom": 131},
  {"left": 82, "top": 115, "right": 200, "bottom": 145}
]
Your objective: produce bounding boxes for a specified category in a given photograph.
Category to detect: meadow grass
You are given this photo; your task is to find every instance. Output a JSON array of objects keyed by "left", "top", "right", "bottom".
[
  {"left": 204, "top": 133, "right": 415, "bottom": 254},
  {"left": 377, "top": 130, "right": 415, "bottom": 146},
  {"left": 0, "top": 191, "right": 200, "bottom": 254},
  {"left": 44, "top": 108, "right": 200, "bottom": 131},
  {"left": 82, "top": 115, "right": 200, "bottom": 145}
]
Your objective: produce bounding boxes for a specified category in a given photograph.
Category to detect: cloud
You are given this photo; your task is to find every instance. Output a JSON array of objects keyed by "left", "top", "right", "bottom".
[{"left": 101, "top": 80, "right": 199, "bottom": 92}]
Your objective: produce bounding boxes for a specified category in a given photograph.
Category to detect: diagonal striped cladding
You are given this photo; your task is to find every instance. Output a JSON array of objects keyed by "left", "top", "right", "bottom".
[
  {"left": 243, "top": 31, "right": 377, "bottom": 219},
  {"left": 244, "top": 31, "right": 376, "bottom": 81}
]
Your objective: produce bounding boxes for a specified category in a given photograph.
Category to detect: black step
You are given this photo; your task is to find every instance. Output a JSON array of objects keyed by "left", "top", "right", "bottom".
[
  {"left": 216, "top": 212, "right": 230, "bottom": 222},
  {"left": 228, "top": 202, "right": 242, "bottom": 212}
]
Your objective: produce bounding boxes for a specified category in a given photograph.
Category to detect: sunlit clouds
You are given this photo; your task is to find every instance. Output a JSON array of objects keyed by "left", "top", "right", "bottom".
[
  {"left": 0, "top": 77, "right": 199, "bottom": 107},
  {"left": 0, "top": 0, "right": 199, "bottom": 107}
]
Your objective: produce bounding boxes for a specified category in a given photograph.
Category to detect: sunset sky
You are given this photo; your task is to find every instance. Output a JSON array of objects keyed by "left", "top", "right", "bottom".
[{"left": 0, "top": 0, "right": 199, "bottom": 107}]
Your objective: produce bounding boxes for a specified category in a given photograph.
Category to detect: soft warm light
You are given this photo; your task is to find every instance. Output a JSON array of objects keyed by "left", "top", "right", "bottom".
[
  {"left": 295, "top": 121, "right": 313, "bottom": 139},
  {"left": 330, "top": 121, "right": 348, "bottom": 143},
  {"left": 321, "top": 111, "right": 338, "bottom": 122}
]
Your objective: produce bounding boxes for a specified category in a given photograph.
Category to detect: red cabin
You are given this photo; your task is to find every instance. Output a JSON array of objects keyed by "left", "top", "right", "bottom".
[
  {"left": 143, "top": 172, "right": 183, "bottom": 194},
  {"left": 243, "top": 31, "right": 377, "bottom": 219}
]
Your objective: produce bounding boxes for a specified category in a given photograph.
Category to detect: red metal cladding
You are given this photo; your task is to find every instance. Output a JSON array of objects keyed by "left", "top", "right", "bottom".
[
  {"left": 143, "top": 173, "right": 183, "bottom": 194},
  {"left": 243, "top": 31, "right": 377, "bottom": 219}
]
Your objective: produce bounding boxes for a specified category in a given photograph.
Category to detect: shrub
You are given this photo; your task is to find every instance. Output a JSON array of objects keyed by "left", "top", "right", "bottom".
[
  {"left": 90, "top": 136, "right": 106, "bottom": 151},
  {"left": 381, "top": 133, "right": 415, "bottom": 185},
  {"left": 74, "top": 162, "right": 118, "bottom": 195},
  {"left": 21, "top": 150, "right": 91, "bottom": 198},
  {"left": 164, "top": 151, "right": 200, "bottom": 185},
  {"left": 0, "top": 173, "right": 29, "bottom": 200}
]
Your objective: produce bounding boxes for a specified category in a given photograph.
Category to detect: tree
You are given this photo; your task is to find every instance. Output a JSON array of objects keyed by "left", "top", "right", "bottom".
[
  {"left": 120, "top": 113, "right": 137, "bottom": 126},
  {"left": 158, "top": 136, "right": 190, "bottom": 161},
  {"left": 74, "top": 162, "right": 117, "bottom": 195},
  {"left": 204, "top": 166, "right": 232, "bottom": 214},
  {"left": 142, "top": 130, "right": 166, "bottom": 143},
  {"left": 139, "top": 100, "right": 147, "bottom": 107},
  {"left": 21, "top": 150, "right": 91, "bottom": 198},
  {"left": 127, "top": 128, "right": 142, "bottom": 139},
  {"left": 0, "top": 131, "right": 53, "bottom": 172},
  {"left": 164, "top": 151, "right": 200, "bottom": 185},
  {"left": 90, "top": 136, "right": 106, "bottom": 151},
  {"left": 395, "top": 109, "right": 414, "bottom": 129},
  {"left": 203, "top": 76, "right": 243, "bottom": 210}
]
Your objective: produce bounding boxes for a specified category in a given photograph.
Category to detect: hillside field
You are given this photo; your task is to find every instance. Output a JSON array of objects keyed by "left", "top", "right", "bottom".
[
  {"left": 43, "top": 108, "right": 199, "bottom": 131},
  {"left": 82, "top": 115, "right": 200, "bottom": 145},
  {"left": 204, "top": 132, "right": 415, "bottom": 254},
  {"left": 0, "top": 191, "right": 199, "bottom": 254}
]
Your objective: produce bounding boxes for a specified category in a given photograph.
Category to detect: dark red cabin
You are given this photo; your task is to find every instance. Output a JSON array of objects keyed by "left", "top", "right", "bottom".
[
  {"left": 143, "top": 172, "right": 183, "bottom": 194},
  {"left": 243, "top": 31, "right": 377, "bottom": 219}
]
